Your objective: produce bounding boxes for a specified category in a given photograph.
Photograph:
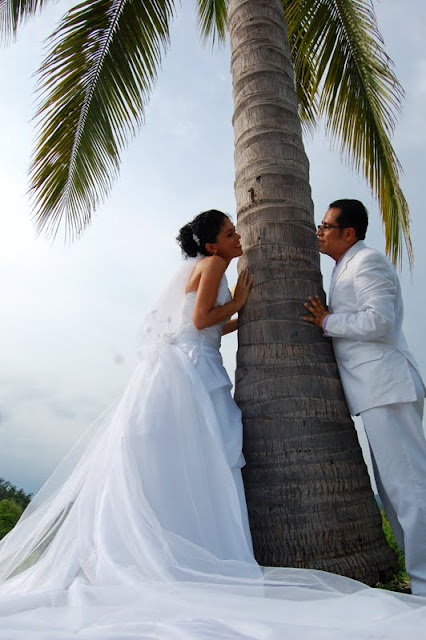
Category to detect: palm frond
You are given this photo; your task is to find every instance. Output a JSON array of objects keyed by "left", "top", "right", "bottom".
[
  {"left": 0, "top": 0, "right": 49, "bottom": 43},
  {"left": 196, "top": 0, "right": 228, "bottom": 44},
  {"left": 284, "top": 0, "right": 411, "bottom": 265},
  {"left": 284, "top": 2, "right": 319, "bottom": 135},
  {"left": 30, "top": 0, "right": 175, "bottom": 240}
]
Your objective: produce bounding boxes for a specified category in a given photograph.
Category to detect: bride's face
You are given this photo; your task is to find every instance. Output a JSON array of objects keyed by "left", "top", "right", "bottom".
[{"left": 211, "top": 218, "right": 242, "bottom": 260}]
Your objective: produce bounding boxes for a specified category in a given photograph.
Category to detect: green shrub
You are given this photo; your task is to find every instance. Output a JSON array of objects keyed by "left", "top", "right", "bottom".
[
  {"left": 0, "top": 478, "right": 32, "bottom": 510},
  {"left": 0, "top": 499, "right": 23, "bottom": 539},
  {"left": 377, "top": 509, "right": 409, "bottom": 592}
]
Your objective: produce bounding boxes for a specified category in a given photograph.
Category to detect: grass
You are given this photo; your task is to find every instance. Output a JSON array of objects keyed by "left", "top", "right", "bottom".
[{"left": 376, "top": 509, "right": 410, "bottom": 593}]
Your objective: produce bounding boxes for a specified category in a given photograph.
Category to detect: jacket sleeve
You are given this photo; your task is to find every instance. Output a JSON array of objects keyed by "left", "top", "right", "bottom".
[{"left": 325, "top": 252, "right": 397, "bottom": 340}]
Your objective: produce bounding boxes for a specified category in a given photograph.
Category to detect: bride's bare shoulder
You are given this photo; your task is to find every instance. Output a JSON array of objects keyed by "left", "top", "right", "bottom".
[
  {"left": 198, "top": 255, "right": 227, "bottom": 276},
  {"left": 185, "top": 256, "right": 227, "bottom": 293}
]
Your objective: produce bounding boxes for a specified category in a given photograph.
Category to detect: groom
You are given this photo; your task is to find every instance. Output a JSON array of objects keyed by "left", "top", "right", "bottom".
[{"left": 303, "top": 199, "right": 426, "bottom": 596}]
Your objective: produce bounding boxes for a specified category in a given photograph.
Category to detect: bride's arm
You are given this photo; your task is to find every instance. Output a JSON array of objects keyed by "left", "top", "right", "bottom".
[
  {"left": 222, "top": 318, "right": 238, "bottom": 335},
  {"left": 192, "top": 257, "right": 252, "bottom": 330}
]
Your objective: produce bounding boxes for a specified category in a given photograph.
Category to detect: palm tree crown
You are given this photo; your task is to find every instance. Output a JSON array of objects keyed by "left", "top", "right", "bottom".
[{"left": 0, "top": 0, "right": 410, "bottom": 263}]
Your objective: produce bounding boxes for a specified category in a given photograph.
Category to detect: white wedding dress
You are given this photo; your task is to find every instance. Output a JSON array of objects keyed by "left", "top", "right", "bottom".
[{"left": 0, "top": 259, "right": 425, "bottom": 639}]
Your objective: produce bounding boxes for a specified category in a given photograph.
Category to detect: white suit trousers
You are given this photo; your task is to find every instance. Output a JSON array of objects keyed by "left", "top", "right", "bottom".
[{"left": 361, "top": 366, "right": 426, "bottom": 596}]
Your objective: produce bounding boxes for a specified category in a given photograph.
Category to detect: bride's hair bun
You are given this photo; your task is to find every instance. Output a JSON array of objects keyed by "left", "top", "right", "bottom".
[
  {"left": 177, "top": 223, "right": 199, "bottom": 258},
  {"left": 177, "top": 210, "right": 228, "bottom": 258}
]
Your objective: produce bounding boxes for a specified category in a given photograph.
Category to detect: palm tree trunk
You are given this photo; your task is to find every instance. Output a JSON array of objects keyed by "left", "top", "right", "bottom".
[{"left": 228, "top": 0, "right": 397, "bottom": 585}]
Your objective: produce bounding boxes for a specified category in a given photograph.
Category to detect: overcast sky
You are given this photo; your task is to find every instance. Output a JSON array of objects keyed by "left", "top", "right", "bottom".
[{"left": 1, "top": 0, "right": 425, "bottom": 495}]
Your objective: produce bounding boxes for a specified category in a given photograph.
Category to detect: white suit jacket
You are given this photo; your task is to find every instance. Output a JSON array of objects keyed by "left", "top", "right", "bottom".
[{"left": 325, "top": 241, "right": 424, "bottom": 415}]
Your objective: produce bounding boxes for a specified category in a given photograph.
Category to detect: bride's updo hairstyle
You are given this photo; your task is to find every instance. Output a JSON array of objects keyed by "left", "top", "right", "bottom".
[{"left": 177, "top": 209, "right": 228, "bottom": 258}]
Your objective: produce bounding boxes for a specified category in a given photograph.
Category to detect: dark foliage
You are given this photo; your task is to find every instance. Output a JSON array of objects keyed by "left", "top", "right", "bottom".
[{"left": 0, "top": 478, "right": 32, "bottom": 510}]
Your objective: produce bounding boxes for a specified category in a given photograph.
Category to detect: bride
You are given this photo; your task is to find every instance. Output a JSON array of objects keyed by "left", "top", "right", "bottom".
[{"left": 0, "top": 209, "right": 425, "bottom": 639}]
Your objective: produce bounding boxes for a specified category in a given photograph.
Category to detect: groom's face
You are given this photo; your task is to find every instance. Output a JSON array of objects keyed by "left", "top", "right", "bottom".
[{"left": 317, "top": 207, "right": 351, "bottom": 262}]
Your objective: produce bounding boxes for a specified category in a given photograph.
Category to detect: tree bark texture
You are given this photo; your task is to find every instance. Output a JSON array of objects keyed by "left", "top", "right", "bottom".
[{"left": 228, "top": 0, "right": 397, "bottom": 585}]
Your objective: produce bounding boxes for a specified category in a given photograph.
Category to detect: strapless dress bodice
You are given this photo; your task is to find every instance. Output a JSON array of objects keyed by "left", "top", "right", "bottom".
[{"left": 173, "top": 275, "right": 231, "bottom": 351}]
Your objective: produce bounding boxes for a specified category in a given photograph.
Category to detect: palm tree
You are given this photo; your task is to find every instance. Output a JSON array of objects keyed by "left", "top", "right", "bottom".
[
  {"left": 0, "top": 0, "right": 408, "bottom": 582},
  {"left": 229, "top": 0, "right": 400, "bottom": 583}
]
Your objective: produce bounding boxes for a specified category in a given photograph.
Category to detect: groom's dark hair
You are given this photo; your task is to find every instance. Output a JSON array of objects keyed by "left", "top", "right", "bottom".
[{"left": 329, "top": 199, "right": 368, "bottom": 240}]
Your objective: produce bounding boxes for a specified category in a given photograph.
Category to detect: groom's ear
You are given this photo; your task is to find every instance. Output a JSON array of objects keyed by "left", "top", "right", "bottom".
[{"left": 345, "top": 227, "right": 357, "bottom": 243}]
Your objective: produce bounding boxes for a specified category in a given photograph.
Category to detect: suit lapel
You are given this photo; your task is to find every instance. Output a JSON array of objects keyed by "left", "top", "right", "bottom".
[{"left": 329, "top": 241, "right": 366, "bottom": 305}]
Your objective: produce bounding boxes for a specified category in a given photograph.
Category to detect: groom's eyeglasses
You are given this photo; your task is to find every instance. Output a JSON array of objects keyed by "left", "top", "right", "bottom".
[{"left": 317, "top": 223, "right": 346, "bottom": 231}]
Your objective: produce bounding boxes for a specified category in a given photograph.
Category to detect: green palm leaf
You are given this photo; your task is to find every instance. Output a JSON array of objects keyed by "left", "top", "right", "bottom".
[
  {"left": 31, "top": 0, "right": 174, "bottom": 239},
  {"left": 0, "top": 0, "right": 50, "bottom": 42},
  {"left": 196, "top": 0, "right": 228, "bottom": 44},
  {"left": 284, "top": 0, "right": 411, "bottom": 265}
]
